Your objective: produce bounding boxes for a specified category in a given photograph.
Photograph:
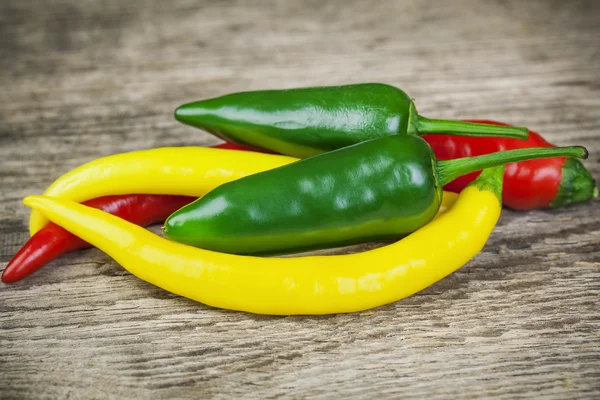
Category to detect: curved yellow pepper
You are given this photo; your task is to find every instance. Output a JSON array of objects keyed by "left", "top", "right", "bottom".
[
  {"left": 23, "top": 167, "right": 500, "bottom": 315},
  {"left": 29, "top": 147, "right": 298, "bottom": 235},
  {"left": 29, "top": 147, "right": 457, "bottom": 235}
]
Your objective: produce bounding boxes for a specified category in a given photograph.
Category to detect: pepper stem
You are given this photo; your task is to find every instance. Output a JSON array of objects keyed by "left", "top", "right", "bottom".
[
  {"left": 468, "top": 165, "right": 505, "bottom": 201},
  {"left": 437, "top": 146, "right": 588, "bottom": 187},
  {"left": 416, "top": 116, "right": 529, "bottom": 139}
]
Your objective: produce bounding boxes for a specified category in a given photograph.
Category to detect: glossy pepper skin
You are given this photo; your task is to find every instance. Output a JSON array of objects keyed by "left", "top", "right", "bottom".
[
  {"left": 167, "top": 135, "right": 439, "bottom": 254},
  {"left": 164, "top": 135, "right": 588, "bottom": 255},
  {"left": 22, "top": 167, "right": 500, "bottom": 315},
  {"left": 174, "top": 83, "right": 529, "bottom": 158},
  {"left": 2, "top": 194, "right": 193, "bottom": 283},
  {"left": 423, "top": 120, "right": 598, "bottom": 210}
]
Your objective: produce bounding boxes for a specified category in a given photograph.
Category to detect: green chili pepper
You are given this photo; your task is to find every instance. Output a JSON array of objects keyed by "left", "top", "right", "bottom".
[
  {"left": 163, "top": 135, "right": 587, "bottom": 255},
  {"left": 174, "top": 83, "right": 529, "bottom": 158}
]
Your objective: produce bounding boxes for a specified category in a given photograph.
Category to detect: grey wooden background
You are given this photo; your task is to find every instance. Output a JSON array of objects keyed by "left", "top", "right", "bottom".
[{"left": 1, "top": 0, "right": 599, "bottom": 398}]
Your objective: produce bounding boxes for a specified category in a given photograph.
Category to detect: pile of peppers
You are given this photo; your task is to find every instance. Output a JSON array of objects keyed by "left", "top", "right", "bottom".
[{"left": 4, "top": 83, "right": 597, "bottom": 316}]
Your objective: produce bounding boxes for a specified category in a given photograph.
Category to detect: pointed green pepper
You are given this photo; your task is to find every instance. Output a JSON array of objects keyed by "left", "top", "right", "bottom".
[
  {"left": 174, "top": 83, "right": 529, "bottom": 158},
  {"left": 163, "top": 135, "right": 587, "bottom": 255}
]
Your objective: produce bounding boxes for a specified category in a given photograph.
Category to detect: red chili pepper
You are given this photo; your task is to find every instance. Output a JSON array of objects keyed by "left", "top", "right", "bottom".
[
  {"left": 423, "top": 120, "right": 597, "bottom": 210},
  {"left": 2, "top": 194, "right": 193, "bottom": 283}
]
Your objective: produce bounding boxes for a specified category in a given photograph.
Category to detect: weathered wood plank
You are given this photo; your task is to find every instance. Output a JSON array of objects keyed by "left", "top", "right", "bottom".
[{"left": 1, "top": 0, "right": 599, "bottom": 398}]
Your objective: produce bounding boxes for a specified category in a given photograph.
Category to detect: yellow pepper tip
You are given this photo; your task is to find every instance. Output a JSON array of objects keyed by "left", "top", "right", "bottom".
[
  {"left": 23, "top": 195, "right": 43, "bottom": 209},
  {"left": 24, "top": 196, "right": 63, "bottom": 221}
]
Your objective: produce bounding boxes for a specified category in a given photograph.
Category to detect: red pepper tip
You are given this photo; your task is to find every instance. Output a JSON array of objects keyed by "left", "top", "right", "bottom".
[{"left": 1, "top": 267, "right": 19, "bottom": 283}]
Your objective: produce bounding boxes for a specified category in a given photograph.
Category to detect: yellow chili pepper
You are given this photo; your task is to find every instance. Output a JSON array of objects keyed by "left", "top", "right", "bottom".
[
  {"left": 29, "top": 147, "right": 457, "bottom": 235},
  {"left": 23, "top": 166, "right": 503, "bottom": 315},
  {"left": 29, "top": 147, "right": 298, "bottom": 235}
]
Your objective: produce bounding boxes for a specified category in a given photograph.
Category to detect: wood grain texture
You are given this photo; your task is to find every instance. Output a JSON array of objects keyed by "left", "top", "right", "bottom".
[{"left": 1, "top": 0, "right": 599, "bottom": 398}]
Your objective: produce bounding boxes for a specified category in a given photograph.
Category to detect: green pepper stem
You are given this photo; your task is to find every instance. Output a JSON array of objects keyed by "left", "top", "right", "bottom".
[
  {"left": 468, "top": 166, "right": 505, "bottom": 201},
  {"left": 437, "top": 146, "right": 588, "bottom": 187},
  {"left": 417, "top": 116, "right": 529, "bottom": 139}
]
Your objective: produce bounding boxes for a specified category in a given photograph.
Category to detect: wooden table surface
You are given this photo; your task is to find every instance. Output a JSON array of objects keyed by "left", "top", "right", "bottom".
[{"left": 1, "top": 0, "right": 599, "bottom": 398}]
